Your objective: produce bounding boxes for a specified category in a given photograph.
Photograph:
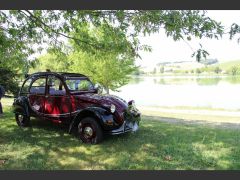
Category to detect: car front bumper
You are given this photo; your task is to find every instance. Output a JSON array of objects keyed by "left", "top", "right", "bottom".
[{"left": 108, "top": 120, "right": 139, "bottom": 135}]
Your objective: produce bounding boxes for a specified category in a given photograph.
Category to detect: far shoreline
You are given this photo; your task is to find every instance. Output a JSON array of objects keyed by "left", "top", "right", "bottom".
[{"left": 131, "top": 74, "right": 240, "bottom": 78}]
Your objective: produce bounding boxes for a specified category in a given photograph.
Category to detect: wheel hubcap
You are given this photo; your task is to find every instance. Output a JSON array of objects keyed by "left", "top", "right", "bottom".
[
  {"left": 18, "top": 115, "right": 24, "bottom": 123},
  {"left": 83, "top": 126, "right": 93, "bottom": 138}
]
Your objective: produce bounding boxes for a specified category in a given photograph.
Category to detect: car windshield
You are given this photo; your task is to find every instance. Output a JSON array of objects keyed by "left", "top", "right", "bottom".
[{"left": 65, "top": 77, "right": 94, "bottom": 91}]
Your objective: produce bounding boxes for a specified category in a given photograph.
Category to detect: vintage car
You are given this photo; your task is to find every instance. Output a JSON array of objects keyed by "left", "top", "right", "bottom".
[{"left": 12, "top": 72, "right": 141, "bottom": 144}]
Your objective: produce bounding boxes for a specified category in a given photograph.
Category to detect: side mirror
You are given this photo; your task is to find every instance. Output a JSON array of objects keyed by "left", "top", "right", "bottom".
[
  {"left": 93, "top": 83, "right": 99, "bottom": 93},
  {"left": 94, "top": 83, "right": 103, "bottom": 94},
  {"left": 94, "top": 83, "right": 100, "bottom": 90}
]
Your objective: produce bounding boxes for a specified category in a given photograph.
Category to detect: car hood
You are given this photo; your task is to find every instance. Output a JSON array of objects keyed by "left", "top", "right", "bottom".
[{"left": 73, "top": 93, "right": 128, "bottom": 112}]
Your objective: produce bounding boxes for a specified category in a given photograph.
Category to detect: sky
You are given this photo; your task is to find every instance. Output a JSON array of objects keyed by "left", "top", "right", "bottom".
[{"left": 136, "top": 10, "right": 240, "bottom": 68}]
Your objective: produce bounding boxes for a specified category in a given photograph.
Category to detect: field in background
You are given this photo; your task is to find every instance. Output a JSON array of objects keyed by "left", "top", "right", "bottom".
[{"left": 216, "top": 60, "right": 240, "bottom": 71}]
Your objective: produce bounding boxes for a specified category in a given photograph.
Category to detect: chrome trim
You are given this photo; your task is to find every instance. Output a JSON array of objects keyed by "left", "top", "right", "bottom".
[
  {"left": 109, "top": 121, "right": 139, "bottom": 135},
  {"left": 43, "top": 110, "right": 80, "bottom": 117}
]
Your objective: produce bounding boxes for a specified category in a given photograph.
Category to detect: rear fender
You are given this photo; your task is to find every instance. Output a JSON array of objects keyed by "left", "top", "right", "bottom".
[{"left": 12, "top": 96, "right": 29, "bottom": 117}]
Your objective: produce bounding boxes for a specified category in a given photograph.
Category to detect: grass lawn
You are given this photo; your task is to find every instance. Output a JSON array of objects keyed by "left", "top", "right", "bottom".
[{"left": 1, "top": 98, "right": 240, "bottom": 170}]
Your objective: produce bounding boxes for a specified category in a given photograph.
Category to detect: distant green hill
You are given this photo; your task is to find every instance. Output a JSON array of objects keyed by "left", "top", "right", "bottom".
[{"left": 215, "top": 60, "right": 240, "bottom": 71}]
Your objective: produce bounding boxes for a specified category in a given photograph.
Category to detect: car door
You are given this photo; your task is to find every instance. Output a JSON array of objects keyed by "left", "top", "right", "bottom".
[
  {"left": 44, "top": 75, "right": 71, "bottom": 123},
  {"left": 28, "top": 76, "right": 47, "bottom": 117}
]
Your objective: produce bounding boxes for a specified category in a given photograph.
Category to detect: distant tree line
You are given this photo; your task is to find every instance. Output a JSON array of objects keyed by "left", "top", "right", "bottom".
[{"left": 146, "top": 65, "right": 240, "bottom": 76}]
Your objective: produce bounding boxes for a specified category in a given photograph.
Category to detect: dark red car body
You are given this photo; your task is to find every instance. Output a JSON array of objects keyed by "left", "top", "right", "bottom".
[{"left": 13, "top": 72, "right": 141, "bottom": 142}]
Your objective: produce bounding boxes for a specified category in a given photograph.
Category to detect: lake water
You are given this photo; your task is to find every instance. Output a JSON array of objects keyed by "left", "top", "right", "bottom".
[{"left": 110, "top": 75, "right": 240, "bottom": 110}]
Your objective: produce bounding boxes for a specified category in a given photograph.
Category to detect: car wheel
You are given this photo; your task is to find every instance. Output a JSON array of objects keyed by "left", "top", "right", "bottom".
[
  {"left": 78, "top": 117, "right": 103, "bottom": 144},
  {"left": 15, "top": 114, "right": 30, "bottom": 127}
]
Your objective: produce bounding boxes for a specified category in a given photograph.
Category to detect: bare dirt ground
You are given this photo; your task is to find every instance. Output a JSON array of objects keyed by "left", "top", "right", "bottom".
[
  {"left": 143, "top": 115, "right": 240, "bottom": 129},
  {"left": 139, "top": 106, "right": 240, "bottom": 129}
]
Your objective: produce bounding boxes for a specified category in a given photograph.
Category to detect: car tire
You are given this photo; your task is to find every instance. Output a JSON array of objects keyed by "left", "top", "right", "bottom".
[
  {"left": 78, "top": 117, "right": 103, "bottom": 144},
  {"left": 15, "top": 114, "right": 30, "bottom": 127}
]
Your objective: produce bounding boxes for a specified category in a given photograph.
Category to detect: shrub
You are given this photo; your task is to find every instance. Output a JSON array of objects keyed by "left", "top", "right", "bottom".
[
  {"left": 195, "top": 68, "right": 202, "bottom": 74},
  {"left": 160, "top": 66, "right": 164, "bottom": 74},
  {"left": 214, "top": 67, "right": 222, "bottom": 74},
  {"left": 229, "top": 66, "right": 239, "bottom": 76}
]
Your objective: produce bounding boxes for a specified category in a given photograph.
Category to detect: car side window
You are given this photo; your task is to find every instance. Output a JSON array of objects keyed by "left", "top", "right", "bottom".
[
  {"left": 47, "top": 76, "right": 66, "bottom": 96},
  {"left": 65, "top": 79, "right": 94, "bottom": 91},
  {"left": 29, "top": 77, "right": 46, "bottom": 95},
  {"left": 21, "top": 78, "right": 32, "bottom": 94}
]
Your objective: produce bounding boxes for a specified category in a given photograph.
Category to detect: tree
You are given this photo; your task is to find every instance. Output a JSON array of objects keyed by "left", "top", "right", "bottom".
[
  {"left": 0, "top": 29, "right": 31, "bottom": 95},
  {"left": 0, "top": 10, "right": 225, "bottom": 65},
  {"left": 68, "top": 22, "right": 138, "bottom": 93},
  {"left": 30, "top": 22, "right": 139, "bottom": 93},
  {"left": 160, "top": 66, "right": 164, "bottom": 73},
  {"left": 152, "top": 67, "right": 157, "bottom": 74},
  {"left": 0, "top": 29, "right": 31, "bottom": 74},
  {"left": 195, "top": 68, "right": 202, "bottom": 74},
  {"left": 0, "top": 67, "right": 19, "bottom": 96},
  {"left": 32, "top": 50, "right": 137, "bottom": 94},
  {"left": 230, "top": 66, "right": 239, "bottom": 76},
  {"left": 30, "top": 51, "right": 70, "bottom": 73},
  {"left": 214, "top": 66, "right": 222, "bottom": 74},
  {"left": 132, "top": 67, "right": 142, "bottom": 75},
  {"left": 68, "top": 51, "right": 137, "bottom": 94},
  {"left": 0, "top": 10, "right": 229, "bottom": 93}
]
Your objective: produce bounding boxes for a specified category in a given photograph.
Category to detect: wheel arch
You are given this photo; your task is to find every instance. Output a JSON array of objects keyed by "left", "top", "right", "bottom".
[
  {"left": 13, "top": 96, "right": 30, "bottom": 117},
  {"left": 68, "top": 107, "right": 107, "bottom": 134}
]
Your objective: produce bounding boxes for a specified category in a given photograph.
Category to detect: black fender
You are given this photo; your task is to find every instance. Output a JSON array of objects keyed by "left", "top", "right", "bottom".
[
  {"left": 12, "top": 96, "right": 30, "bottom": 117},
  {"left": 68, "top": 106, "right": 117, "bottom": 134}
]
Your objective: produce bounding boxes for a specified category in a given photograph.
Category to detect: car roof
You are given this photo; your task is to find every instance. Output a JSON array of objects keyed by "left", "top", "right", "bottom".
[{"left": 27, "top": 72, "right": 88, "bottom": 79}]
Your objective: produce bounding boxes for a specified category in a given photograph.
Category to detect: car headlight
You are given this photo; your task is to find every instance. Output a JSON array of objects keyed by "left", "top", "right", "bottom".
[
  {"left": 110, "top": 104, "right": 116, "bottom": 113},
  {"left": 131, "top": 100, "right": 135, "bottom": 107},
  {"left": 128, "top": 100, "right": 135, "bottom": 107}
]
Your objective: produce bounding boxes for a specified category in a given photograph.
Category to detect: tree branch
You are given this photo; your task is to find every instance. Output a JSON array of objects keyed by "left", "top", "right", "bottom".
[{"left": 21, "top": 10, "right": 104, "bottom": 50}]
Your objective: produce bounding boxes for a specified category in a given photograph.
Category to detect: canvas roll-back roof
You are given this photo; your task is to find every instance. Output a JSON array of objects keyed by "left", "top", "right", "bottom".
[{"left": 26, "top": 72, "right": 88, "bottom": 79}]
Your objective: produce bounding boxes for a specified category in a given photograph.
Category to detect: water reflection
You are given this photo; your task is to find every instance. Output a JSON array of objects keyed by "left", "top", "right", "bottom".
[
  {"left": 111, "top": 76, "right": 240, "bottom": 110},
  {"left": 196, "top": 77, "right": 221, "bottom": 86},
  {"left": 225, "top": 76, "right": 240, "bottom": 84},
  {"left": 128, "top": 76, "right": 145, "bottom": 84},
  {"left": 130, "top": 76, "right": 240, "bottom": 86}
]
